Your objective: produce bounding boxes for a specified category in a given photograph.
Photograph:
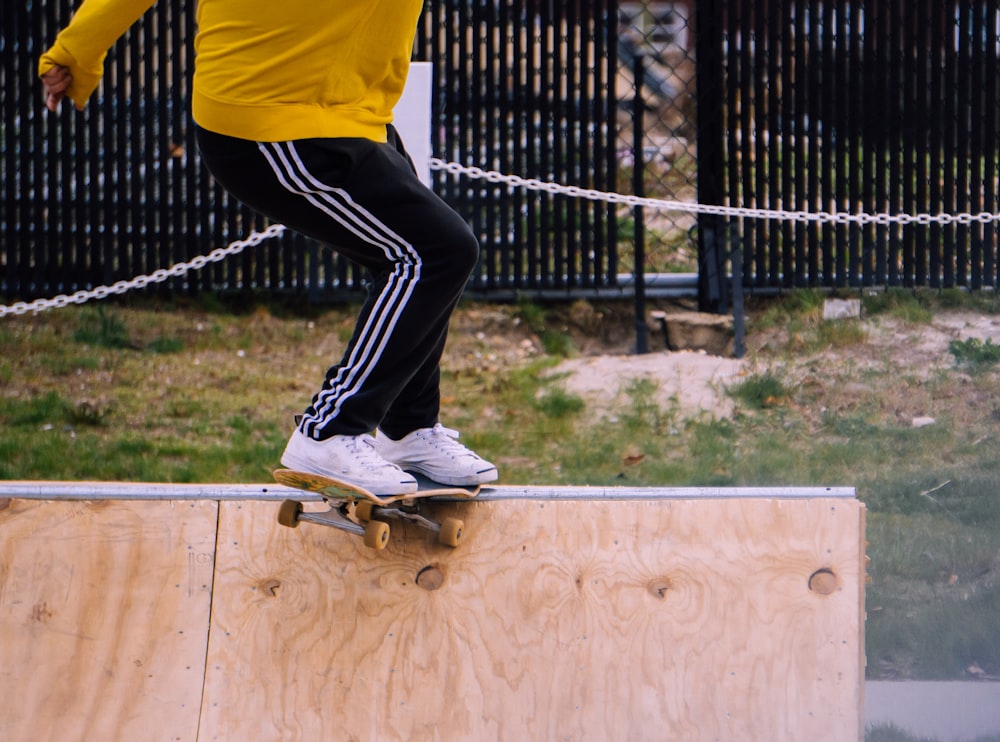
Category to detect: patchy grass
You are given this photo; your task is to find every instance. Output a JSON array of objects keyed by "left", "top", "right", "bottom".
[
  {"left": 727, "top": 370, "right": 788, "bottom": 409},
  {"left": 950, "top": 336, "right": 1000, "bottom": 369},
  {"left": 1, "top": 291, "right": 999, "bottom": 682}
]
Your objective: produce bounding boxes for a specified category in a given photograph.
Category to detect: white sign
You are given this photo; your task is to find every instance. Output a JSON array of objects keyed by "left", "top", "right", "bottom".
[{"left": 394, "top": 61, "right": 433, "bottom": 186}]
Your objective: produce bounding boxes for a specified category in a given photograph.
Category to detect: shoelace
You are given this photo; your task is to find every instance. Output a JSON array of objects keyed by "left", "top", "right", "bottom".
[
  {"left": 418, "top": 425, "right": 478, "bottom": 460},
  {"left": 350, "top": 434, "right": 402, "bottom": 472}
]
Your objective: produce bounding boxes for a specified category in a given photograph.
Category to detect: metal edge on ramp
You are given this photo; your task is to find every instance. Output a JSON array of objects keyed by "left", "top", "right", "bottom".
[{"left": 0, "top": 480, "right": 856, "bottom": 502}]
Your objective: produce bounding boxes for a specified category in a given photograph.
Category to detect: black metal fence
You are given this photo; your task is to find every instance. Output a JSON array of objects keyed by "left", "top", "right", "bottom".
[
  {"left": 419, "top": 2, "right": 619, "bottom": 295},
  {"left": 0, "top": 0, "right": 619, "bottom": 303},
  {"left": 696, "top": 0, "right": 1000, "bottom": 311},
  {"left": 4, "top": 2, "right": 1000, "bottom": 310}
]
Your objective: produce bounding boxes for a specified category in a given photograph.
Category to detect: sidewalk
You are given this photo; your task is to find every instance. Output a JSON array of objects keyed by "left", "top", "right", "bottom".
[{"left": 867, "top": 682, "right": 1000, "bottom": 741}]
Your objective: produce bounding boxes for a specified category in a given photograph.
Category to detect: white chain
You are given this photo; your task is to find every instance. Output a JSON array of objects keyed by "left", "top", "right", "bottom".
[
  {"left": 429, "top": 158, "right": 1000, "bottom": 227},
  {"left": 0, "top": 224, "right": 286, "bottom": 318},
  {"left": 5, "top": 158, "right": 1000, "bottom": 318}
]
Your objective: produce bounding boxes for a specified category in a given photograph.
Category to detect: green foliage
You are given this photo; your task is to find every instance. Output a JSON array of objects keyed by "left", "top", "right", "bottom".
[
  {"left": 863, "top": 287, "right": 934, "bottom": 323},
  {"left": 815, "top": 317, "right": 868, "bottom": 348},
  {"left": 750, "top": 291, "right": 869, "bottom": 354},
  {"left": 147, "top": 336, "right": 185, "bottom": 354},
  {"left": 936, "top": 287, "right": 1000, "bottom": 314},
  {"left": 533, "top": 387, "right": 585, "bottom": 418},
  {"left": 539, "top": 330, "right": 577, "bottom": 357},
  {"left": 949, "top": 336, "right": 1000, "bottom": 369},
  {"left": 619, "top": 378, "right": 677, "bottom": 435},
  {"left": 512, "top": 299, "right": 578, "bottom": 357},
  {"left": 1, "top": 391, "right": 71, "bottom": 427},
  {"left": 863, "top": 286, "right": 1000, "bottom": 322},
  {"left": 727, "top": 371, "right": 787, "bottom": 409},
  {"left": 514, "top": 298, "right": 547, "bottom": 334},
  {"left": 74, "top": 306, "right": 134, "bottom": 348}
]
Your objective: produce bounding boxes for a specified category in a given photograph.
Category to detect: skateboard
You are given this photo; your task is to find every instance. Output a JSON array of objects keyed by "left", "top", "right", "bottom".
[{"left": 273, "top": 468, "right": 480, "bottom": 550}]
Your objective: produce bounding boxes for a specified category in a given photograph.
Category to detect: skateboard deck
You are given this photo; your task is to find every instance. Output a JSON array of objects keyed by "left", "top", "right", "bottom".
[
  {"left": 273, "top": 468, "right": 480, "bottom": 549},
  {"left": 272, "top": 468, "right": 480, "bottom": 506}
]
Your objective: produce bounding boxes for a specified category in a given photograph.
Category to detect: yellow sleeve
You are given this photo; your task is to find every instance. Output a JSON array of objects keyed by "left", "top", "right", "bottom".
[{"left": 38, "top": 0, "right": 159, "bottom": 110}]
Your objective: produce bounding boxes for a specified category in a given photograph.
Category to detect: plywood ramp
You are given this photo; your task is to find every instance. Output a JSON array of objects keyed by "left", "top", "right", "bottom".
[
  {"left": 0, "top": 497, "right": 217, "bottom": 742},
  {"left": 0, "top": 489, "right": 865, "bottom": 742}
]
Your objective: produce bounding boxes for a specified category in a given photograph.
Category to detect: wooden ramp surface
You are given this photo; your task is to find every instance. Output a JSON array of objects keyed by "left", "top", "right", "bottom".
[
  {"left": 0, "top": 484, "right": 865, "bottom": 742},
  {"left": 0, "top": 498, "right": 217, "bottom": 741}
]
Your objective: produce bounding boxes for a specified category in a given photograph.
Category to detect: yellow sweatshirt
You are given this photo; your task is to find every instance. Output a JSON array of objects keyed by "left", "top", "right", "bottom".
[{"left": 38, "top": 0, "right": 424, "bottom": 143}]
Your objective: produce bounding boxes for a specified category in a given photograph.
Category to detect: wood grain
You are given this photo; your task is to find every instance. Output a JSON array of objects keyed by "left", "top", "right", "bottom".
[
  {"left": 0, "top": 498, "right": 217, "bottom": 742},
  {"left": 200, "top": 497, "right": 865, "bottom": 742}
]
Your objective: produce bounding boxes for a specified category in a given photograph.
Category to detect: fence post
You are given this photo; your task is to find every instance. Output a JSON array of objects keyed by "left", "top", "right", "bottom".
[
  {"left": 695, "top": 0, "right": 728, "bottom": 314},
  {"left": 632, "top": 52, "right": 649, "bottom": 354},
  {"left": 731, "top": 231, "right": 746, "bottom": 358}
]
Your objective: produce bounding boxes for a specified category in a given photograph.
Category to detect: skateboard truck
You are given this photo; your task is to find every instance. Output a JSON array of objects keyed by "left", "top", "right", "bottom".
[
  {"left": 277, "top": 499, "right": 392, "bottom": 549},
  {"left": 355, "top": 499, "right": 463, "bottom": 547},
  {"left": 274, "top": 469, "right": 475, "bottom": 550}
]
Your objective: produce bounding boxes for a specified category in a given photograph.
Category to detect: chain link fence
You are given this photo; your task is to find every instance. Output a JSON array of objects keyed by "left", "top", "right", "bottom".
[{"left": 616, "top": 1, "right": 699, "bottom": 281}]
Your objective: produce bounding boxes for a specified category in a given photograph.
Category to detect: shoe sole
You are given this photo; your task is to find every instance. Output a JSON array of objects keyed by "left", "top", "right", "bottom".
[
  {"left": 402, "top": 465, "right": 499, "bottom": 487},
  {"left": 279, "top": 456, "right": 418, "bottom": 496}
]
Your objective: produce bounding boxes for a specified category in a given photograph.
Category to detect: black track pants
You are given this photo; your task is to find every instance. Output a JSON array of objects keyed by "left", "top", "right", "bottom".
[{"left": 196, "top": 125, "right": 479, "bottom": 440}]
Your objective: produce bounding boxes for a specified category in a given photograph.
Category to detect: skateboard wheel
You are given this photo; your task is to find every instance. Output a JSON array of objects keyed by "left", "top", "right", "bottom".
[
  {"left": 438, "top": 517, "right": 464, "bottom": 547},
  {"left": 355, "top": 500, "right": 375, "bottom": 522},
  {"left": 277, "top": 500, "right": 303, "bottom": 528},
  {"left": 363, "top": 520, "right": 390, "bottom": 550}
]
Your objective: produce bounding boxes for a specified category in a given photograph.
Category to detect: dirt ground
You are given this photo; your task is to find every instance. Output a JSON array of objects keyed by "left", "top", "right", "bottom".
[
  {"left": 551, "top": 350, "right": 744, "bottom": 421},
  {"left": 449, "top": 300, "right": 1000, "bottom": 425}
]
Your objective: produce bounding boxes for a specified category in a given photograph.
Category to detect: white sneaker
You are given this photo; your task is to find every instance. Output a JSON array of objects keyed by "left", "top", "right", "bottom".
[
  {"left": 375, "top": 424, "right": 499, "bottom": 486},
  {"left": 280, "top": 428, "right": 417, "bottom": 495}
]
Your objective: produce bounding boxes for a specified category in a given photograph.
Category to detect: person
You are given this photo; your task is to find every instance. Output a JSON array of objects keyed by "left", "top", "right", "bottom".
[{"left": 40, "top": 0, "right": 498, "bottom": 494}]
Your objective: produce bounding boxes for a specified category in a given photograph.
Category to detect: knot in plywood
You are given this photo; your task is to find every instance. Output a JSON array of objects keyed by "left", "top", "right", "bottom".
[
  {"left": 647, "top": 577, "right": 672, "bottom": 600},
  {"left": 415, "top": 565, "right": 445, "bottom": 591},
  {"left": 257, "top": 579, "right": 281, "bottom": 597},
  {"left": 808, "top": 568, "right": 838, "bottom": 595}
]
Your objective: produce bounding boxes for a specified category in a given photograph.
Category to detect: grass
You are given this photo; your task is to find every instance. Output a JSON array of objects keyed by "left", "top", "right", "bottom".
[
  {"left": 950, "top": 336, "right": 1000, "bottom": 369},
  {"left": 1, "top": 290, "right": 999, "bottom": 684},
  {"left": 727, "top": 370, "right": 788, "bottom": 409}
]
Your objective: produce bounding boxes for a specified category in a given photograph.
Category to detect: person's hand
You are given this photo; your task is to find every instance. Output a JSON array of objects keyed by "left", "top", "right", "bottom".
[{"left": 41, "top": 65, "right": 82, "bottom": 112}]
